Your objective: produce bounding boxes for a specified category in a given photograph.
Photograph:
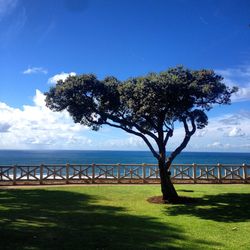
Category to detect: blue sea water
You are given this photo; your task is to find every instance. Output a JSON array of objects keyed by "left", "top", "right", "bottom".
[{"left": 0, "top": 150, "right": 249, "bottom": 165}]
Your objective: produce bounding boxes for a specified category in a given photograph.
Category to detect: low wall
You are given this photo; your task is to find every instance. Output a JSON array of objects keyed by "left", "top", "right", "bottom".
[{"left": 0, "top": 163, "right": 249, "bottom": 185}]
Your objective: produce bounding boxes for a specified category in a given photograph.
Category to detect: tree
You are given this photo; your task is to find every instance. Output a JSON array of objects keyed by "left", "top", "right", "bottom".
[{"left": 45, "top": 66, "right": 237, "bottom": 203}]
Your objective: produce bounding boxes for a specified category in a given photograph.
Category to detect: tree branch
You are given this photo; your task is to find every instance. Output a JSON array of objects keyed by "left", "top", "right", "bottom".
[
  {"left": 163, "top": 121, "right": 172, "bottom": 132},
  {"left": 84, "top": 113, "right": 160, "bottom": 159},
  {"left": 190, "top": 117, "right": 196, "bottom": 134},
  {"left": 183, "top": 118, "right": 189, "bottom": 133},
  {"left": 107, "top": 112, "right": 159, "bottom": 143},
  {"left": 164, "top": 129, "right": 173, "bottom": 146},
  {"left": 168, "top": 117, "right": 196, "bottom": 164},
  {"left": 104, "top": 121, "right": 160, "bottom": 159}
]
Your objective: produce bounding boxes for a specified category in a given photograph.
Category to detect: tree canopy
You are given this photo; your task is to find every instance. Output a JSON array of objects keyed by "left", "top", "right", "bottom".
[
  {"left": 45, "top": 66, "right": 237, "bottom": 202},
  {"left": 45, "top": 66, "right": 237, "bottom": 161}
]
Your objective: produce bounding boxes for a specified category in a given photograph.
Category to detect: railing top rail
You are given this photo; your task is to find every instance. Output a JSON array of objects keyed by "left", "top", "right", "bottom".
[
  {"left": 0, "top": 163, "right": 248, "bottom": 168},
  {"left": 172, "top": 163, "right": 248, "bottom": 167}
]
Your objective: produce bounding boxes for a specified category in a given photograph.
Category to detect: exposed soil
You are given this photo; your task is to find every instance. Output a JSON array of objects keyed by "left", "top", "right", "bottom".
[{"left": 147, "top": 195, "right": 198, "bottom": 204}]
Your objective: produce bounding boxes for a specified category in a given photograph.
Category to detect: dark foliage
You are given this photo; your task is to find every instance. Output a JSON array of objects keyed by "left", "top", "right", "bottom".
[
  {"left": 45, "top": 66, "right": 236, "bottom": 161},
  {"left": 45, "top": 66, "right": 237, "bottom": 200}
]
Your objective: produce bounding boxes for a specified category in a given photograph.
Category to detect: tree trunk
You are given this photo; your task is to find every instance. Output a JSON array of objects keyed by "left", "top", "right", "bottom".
[{"left": 159, "top": 160, "right": 179, "bottom": 203}]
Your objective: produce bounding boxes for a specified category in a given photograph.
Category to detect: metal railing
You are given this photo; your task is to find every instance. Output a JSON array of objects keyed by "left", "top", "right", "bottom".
[{"left": 0, "top": 163, "right": 249, "bottom": 185}]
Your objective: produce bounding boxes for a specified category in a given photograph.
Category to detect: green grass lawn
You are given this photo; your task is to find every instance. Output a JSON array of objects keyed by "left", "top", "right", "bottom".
[{"left": 0, "top": 184, "right": 249, "bottom": 250}]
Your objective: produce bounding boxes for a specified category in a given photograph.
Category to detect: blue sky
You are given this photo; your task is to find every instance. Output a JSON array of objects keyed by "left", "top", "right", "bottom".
[{"left": 0, "top": 0, "right": 250, "bottom": 152}]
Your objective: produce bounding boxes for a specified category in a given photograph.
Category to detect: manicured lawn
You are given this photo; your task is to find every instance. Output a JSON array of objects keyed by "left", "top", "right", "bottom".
[{"left": 0, "top": 184, "right": 249, "bottom": 249}]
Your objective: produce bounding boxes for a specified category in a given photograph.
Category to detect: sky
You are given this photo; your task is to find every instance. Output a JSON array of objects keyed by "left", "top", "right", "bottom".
[{"left": 0, "top": 0, "right": 250, "bottom": 152}]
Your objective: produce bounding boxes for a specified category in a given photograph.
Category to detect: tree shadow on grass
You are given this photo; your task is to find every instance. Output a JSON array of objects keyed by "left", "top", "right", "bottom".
[
  {"left": 166, "top": 193, "right": 250, "bottom": 222},
  {"left": 0, "top": 189, "right": 221, "bottom": 250},
  {"left": 177, "top": 189, "right": 194, "bottom": 193}
]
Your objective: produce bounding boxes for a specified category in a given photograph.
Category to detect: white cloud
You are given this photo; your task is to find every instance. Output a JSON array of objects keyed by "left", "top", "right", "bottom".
[
  {"left": 48, "top": 72, "right": 76, "bottom": 84},
  {"left": 195, "top": 129, "right": 207, "bottom": 137},
  {"left": 207, "top": 141, "right": 223, "bottom": 148},
  {"left": 23, "top": 67, "right": 48, "bottom": 75},
  {"left": 0, "top": 89, "right": 91, "bottom": 149},
  {"left": 216, "top": 66, "right": 250, "bottom": 78},
  {"left": 206, "top": 141, "right": 250, "bottom": 151},
  {"left": 232, "top": 86, "right": 250, "bottom": 102},
  {"left": 228, "top": 127, "right": 245, "bottom": 137},
  {"left": 101, "top": 136, "right": 146, "bottom": 150},
  {"left": 216, "top": 65, "right": 250, "bottom": 102}
]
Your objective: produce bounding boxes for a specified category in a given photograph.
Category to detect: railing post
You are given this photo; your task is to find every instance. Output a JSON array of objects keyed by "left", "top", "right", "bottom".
[
  {"left": 66, "top": 163, "right": 70, "bottom": 184},
  {"left": 92, "top": 164, "right": 95, "bottom": 183},
  {"left": 13, "top": 165, "right": 17, "bottom": 185},
  {"left": 27, "top": 166, "right": 30, "bottom": 181},
  {"left": 193, "top": 163, "right": 197, "bottom": 184},
  {"left": 143, "top": 163, "right": 146, "bottom": 183},
  {"left": 117, "top": 163, "right": 121, "bottom": 183},
  {"left": 242, "top": 163, "right": 247, "bottom": 183},
  {"left": 40, "top": 164, "right": 44, "bottom": 185},
  {"left": 218, "top": 163, "right": 222, "bottom": 183}
]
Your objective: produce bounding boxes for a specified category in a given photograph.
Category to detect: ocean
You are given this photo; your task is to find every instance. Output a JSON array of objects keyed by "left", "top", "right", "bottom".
[{"left": 0, "top": 150, "right": 249, "bottom": 165}]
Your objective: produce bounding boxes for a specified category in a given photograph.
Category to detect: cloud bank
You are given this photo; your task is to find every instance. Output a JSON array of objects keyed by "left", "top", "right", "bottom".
[
  {"left": 216, "top": 65, "right": 250, "bottom": 102},
  {"left": 180, "top": 111, "right": 250, "bottom": 152},
  {"left": 0, "top": 90, "right": 91, "bottom": 149}
]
